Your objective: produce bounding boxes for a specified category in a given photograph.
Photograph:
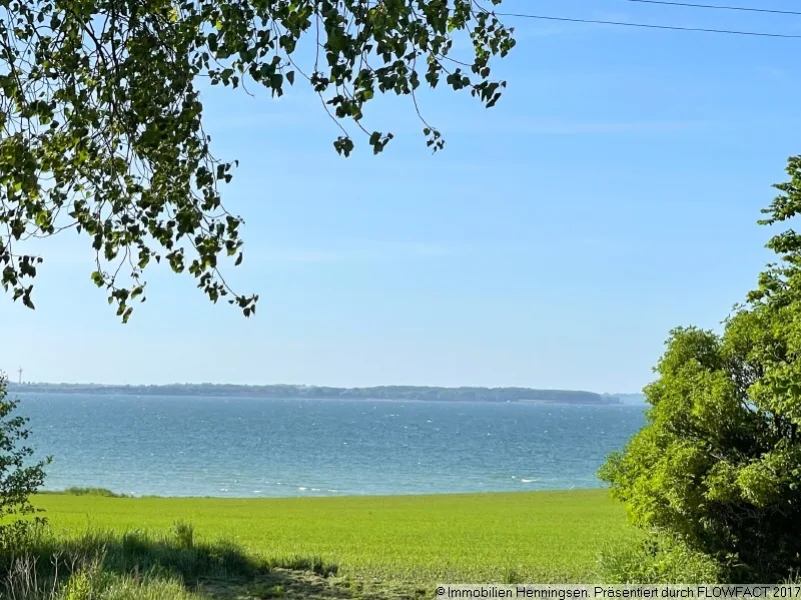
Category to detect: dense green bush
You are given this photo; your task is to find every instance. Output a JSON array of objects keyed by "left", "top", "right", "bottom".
[
  {"left": 600, "top": 156, "right": 801, "bottom": 582},
  {"left": 62, "top": 487, "right": 131, "bottom": 498},
  {"left": 0, "top": 374, "right": 50, "bottom": 545},
  {"left": 597, "top": 535, "right": 723, "bottom": 584}
]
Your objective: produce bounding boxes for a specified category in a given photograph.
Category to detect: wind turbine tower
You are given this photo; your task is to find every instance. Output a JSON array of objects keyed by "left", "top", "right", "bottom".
[{"left": 17, "top": 367, "right": 22, "bottom": 385}]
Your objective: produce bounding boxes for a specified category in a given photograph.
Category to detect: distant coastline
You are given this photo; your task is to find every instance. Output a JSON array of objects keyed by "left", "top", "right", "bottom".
[{"left": 9, "top": 382, "right": 622, "bottom": 405}]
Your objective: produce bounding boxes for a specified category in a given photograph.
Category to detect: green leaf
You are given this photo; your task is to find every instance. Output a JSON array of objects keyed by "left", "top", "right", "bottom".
[{"left": 90, "top": 271, "right": 104, "bottom": 287}]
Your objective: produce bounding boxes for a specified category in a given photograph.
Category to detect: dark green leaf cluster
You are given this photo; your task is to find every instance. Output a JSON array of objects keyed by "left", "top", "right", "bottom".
[
  {"left": 0, "top": 0, "right": 514, "bottom": 319},
  {"left": 600, "top": 156, "right": 801, "bottom": 582},
  {"left": 0, "top": 373, "right": 50, "bottom": 543}
]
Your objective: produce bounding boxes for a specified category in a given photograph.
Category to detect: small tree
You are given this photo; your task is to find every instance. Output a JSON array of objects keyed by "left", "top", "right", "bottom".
[
  {"left": 0, "top": 373, "right": 50, "bottom": 542},
  {"left": 600, "top": 156, "right": 801, "bottom": 582}
]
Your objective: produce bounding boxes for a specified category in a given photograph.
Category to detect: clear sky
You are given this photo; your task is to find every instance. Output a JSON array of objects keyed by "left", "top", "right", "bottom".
[{"left": 2, "top": 0, "right": 800, "bottom": 392}]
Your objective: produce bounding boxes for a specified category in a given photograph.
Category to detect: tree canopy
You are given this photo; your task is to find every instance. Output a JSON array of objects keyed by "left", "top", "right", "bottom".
[
  {"left": 600, "top": 156, "right": 801, "bottom": 582},
  {"left": 0, "top": 0, "right": 515, "bottom": 321}
]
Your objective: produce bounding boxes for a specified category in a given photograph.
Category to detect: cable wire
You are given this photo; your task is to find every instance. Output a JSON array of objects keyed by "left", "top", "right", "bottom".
[
  {"left": 621, "top": 0, "right": 801, "bottom": 17},
  {"left": 491, "top": 12, "right": 801, "bottom": 39}
]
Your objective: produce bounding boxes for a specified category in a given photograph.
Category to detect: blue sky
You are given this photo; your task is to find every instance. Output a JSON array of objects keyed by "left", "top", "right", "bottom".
[{"left": 2, "top": 0, "right": 801, "bottom": 392}]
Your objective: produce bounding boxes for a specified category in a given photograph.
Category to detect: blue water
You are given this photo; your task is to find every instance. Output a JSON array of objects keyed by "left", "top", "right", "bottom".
[{"left": 16, "top": 393, "right": 647, "bottom": 498}]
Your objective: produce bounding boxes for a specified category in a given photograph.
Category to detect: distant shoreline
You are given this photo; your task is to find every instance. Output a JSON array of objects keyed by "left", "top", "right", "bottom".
[{"left": 9, "top": 382, "right": 623, "bottom": 405}]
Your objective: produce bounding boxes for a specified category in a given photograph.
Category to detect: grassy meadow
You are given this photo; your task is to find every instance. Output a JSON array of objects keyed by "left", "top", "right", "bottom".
[{"left": 0, "top": 489, "right": 636, "bottom": 598}]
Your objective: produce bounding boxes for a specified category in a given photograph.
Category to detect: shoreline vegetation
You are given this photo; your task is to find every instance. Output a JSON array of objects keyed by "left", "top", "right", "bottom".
[
  {"left": 40, "top": 486, "right": 134, "bottom": 498},
  {"left": 9, "top": 382, "right": 622, "bottom": 405}
]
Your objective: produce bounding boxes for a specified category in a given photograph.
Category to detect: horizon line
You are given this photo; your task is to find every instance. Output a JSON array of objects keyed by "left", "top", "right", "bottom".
[{"left": 6, "top": 381, "right": 639, "bottom": 395}]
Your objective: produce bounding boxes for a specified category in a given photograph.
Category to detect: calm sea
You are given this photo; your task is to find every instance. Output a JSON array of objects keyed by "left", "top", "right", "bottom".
[{"left": 15, "top": 393, "right": 647, "bottom": 498}]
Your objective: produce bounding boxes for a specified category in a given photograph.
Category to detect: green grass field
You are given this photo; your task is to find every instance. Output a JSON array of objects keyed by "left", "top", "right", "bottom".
[{"left": 33, "top": 489, "right": 633, "bottom": 586}]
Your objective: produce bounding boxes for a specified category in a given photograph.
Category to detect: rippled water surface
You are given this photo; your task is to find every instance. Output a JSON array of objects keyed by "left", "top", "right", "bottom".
[{"left": 17, "top": 393, "right": 646, "bottom": 497}]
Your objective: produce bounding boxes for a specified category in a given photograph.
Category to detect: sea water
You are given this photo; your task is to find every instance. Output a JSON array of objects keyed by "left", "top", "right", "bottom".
[{"left": 16, "top": 393, "right": 646, "bottom": 498}]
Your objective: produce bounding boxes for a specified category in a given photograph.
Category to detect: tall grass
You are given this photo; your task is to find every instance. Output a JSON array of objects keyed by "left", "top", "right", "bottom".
[
  {"left": 0, "top": 522, "right": 339, "bottom": 600},
  {"left": 1, "top": 555, "right": 194, "bottom": 600}
]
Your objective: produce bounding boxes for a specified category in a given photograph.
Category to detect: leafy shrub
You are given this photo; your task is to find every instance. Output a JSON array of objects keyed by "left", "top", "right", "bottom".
[
  {"left": 58, "top": 558, "right": 101, "bottom": 600},
  {"left": 62, "top": 487, "right": 130, "bottom": 498},
  {"left": 599, "top": 157, "right": 801, "bottom": 582},
  {"left": 0, "top": 374, "right": 50, "bottom": 547},
  {"left": 597, "top": 536, "right": 723, "bottom": 584}
]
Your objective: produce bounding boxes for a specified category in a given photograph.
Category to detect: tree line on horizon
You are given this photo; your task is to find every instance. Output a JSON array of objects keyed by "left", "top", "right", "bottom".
[{"left": 6, "top": 382, "right": 620, "bottom": 404}]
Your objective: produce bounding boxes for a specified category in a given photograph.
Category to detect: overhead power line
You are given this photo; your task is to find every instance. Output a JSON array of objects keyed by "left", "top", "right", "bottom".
[
  {"left": 621, "top": 0, "right": 801, "bottom": 17},
  {"left": 491, "top": 12, "right": 801, "bottom": 39}
]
